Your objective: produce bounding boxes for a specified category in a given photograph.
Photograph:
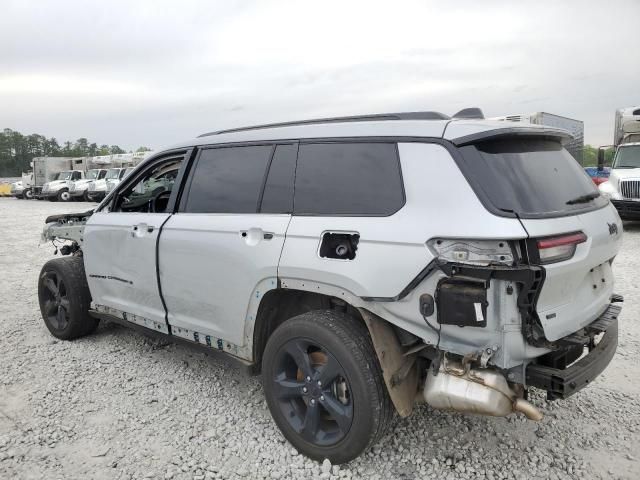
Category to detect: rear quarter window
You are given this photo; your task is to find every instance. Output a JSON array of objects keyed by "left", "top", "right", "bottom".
[
  {"left": 294, "top": 142, "right": 404, "bottom": 216},
  {"left": 458, "top": 138, "right": 608, "bottom": 218}
]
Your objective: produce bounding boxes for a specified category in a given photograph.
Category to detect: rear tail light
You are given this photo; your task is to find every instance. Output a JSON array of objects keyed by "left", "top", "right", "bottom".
[{"left": 536, "top": 231, "right": 587, "bottom": 264}]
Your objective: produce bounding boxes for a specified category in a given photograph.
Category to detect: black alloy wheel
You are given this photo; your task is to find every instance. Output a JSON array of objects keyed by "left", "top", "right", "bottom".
[{"left": 272, "top": 338, "right": 354, "bottom": 446}]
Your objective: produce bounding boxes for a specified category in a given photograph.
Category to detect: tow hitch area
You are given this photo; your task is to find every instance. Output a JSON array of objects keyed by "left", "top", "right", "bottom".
[{"left": 526, "top": 301, "right": 621, "bottom": 400}]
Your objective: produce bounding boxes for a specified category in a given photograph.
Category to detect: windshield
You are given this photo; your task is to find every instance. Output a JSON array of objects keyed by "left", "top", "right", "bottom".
[
  {"left": 124, "top": 167, "right": 135, "bottom": 176},
  {"left": 106, "top": 168, "right": 122, "bottom": 179},
  {"left": 459, "top": 138, "right": 608, "bottom": 218},
  {"left": 613, "top": 145, "right": 640, "bottom": 169},
  {"left": 86, "top": 169, "right": 100, "bottom": 180},
  {"left": 55, "top": 171, "right": 73, "bottom": 180}
]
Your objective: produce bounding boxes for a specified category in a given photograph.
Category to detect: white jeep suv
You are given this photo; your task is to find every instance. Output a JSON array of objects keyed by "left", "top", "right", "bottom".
[{"left": 39, "top": 110, "right": 623, "bottom": 463}]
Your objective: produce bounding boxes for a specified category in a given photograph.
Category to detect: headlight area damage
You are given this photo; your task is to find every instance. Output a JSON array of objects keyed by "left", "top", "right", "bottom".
[{"left": 41, "top": 211, "right": 93, "bottom": 255}]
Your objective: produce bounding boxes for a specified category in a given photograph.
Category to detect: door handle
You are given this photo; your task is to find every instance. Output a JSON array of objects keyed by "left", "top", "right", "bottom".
[
  {"left": 131, "top": 223, "right": 154, "bottom": 237},
  {"left": 239, "top": 229, "right": 274, "bottom": 244}
]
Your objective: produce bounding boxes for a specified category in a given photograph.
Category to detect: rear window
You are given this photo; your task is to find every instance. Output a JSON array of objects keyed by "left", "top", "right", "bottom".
[{"left": 459, "top": 138, "right": 608, "bottom": 218}]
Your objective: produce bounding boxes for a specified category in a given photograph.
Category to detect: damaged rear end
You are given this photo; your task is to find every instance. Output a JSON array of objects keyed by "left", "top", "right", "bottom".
[{"left": 400, "top": 128, "right": 624, "bottom": 420}]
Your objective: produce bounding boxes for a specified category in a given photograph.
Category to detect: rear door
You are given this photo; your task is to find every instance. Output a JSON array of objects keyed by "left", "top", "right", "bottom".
[
  {"left": 159, "top": 143, "right": 297, "bottom": 348},
  {"left": 83, "top": 151, "right": 189, "bottom": 328},
  {"left": 457, "top": 137, "right": 623, "bottom": 340}
]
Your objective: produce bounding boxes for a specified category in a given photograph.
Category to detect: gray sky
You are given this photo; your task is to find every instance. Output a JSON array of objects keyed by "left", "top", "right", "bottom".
[{"left": 1, "top": 0, "right": 638, "bottom": 151}]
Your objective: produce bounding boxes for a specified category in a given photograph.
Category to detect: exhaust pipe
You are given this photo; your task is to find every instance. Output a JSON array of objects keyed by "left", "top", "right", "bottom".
[{"left": 423, "top": 358, "right": 543, "bottom": 421}]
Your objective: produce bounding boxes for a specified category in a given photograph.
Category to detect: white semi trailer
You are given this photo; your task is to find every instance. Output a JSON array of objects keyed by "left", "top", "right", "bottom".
[{"left": 491, "top": 112, "right": 584, "bottom": 163}]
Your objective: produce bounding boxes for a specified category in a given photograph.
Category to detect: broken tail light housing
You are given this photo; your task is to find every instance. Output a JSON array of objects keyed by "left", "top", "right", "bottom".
[
  {"left": 427, "top": 238, "right": 514, "bottom": 266},
  {"left": 536, "top": 231, "right": 587, "bottom": 264}
]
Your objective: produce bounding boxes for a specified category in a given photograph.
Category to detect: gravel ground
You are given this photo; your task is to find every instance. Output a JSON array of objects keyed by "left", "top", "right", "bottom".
[{"left": 1, "top": 197, "right": 639, "bottom": 480}]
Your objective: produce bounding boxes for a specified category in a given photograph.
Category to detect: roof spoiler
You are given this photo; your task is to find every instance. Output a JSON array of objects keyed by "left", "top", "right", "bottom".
[{"left": 451, "top": 126, "right": 573, "bottom": 147}]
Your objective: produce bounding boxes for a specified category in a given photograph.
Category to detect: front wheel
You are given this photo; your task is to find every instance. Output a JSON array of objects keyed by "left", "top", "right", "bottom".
[
  {"left": 23, "top": 188, "right": 33, "bottom": 199},
  {"left": 38, "top": 256, "right": 99, "bottom": 340},
  {"left": 262, "top": 310, "right": 393, "bottom": 464},
  {"left": 57, "top": 189, "right": 71, "bottom": 202}
]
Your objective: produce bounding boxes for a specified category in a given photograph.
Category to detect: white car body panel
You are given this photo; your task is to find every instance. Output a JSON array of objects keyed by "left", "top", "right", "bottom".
[
  {"left": 159, "top": 213, "right": 291, "bottom": 345},
  {"left": 518, "top": 204, "right": 622, "bottom": 341},
  {"left": 83, "top": 212, "right": 170, "bottom": 324}
]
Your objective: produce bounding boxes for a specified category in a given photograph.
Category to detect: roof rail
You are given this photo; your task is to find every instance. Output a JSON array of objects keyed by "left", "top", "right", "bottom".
[{"left": 197, "top": 111, "right": 451, "bottom": 137}]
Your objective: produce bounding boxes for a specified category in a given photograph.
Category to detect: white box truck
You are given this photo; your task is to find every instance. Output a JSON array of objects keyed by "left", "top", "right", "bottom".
[{"left": 598, "top": 106, "right": 640, "bottom": 219}]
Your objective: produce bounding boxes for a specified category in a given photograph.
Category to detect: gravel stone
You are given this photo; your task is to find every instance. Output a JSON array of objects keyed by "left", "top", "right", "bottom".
[{"left": 0, "top": 198, "right": 639, "bottom": 480}]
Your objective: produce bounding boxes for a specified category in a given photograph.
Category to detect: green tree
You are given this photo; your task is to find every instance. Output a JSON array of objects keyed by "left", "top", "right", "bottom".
[
  {"left": 0, "top": 128, "right": 131, "bottom": 176},
  {"left": 110, "top": 145, "right": 126, "bottom": 154},
  {"left": 582, "top": 145, "right": 616, "bottom": 167},
  {"left": 74, "top": 138, "right": 89, "bottom": 156}
]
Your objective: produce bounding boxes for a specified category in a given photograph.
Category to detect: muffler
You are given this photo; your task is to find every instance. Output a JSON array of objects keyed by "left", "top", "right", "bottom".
[{"left": 423, "top": 357, "right": 543, "bottom": 421}]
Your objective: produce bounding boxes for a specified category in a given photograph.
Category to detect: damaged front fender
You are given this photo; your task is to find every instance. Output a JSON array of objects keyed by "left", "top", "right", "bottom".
[{"left": 41, "top": 210, "right": 93, "bottom": 245}]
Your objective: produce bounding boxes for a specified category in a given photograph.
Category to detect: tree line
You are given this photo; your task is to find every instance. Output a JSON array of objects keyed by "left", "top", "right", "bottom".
[
  {"left": 0, "top": 128, "right": 151, "bottom": 176},
  {"left": 582, "top": 145, "right": 615, "bottom": 167}
]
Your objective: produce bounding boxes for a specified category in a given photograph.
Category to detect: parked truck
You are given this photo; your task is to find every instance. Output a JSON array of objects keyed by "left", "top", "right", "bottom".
[
  {"left": 598, "top": 105, "right": 640, "bottom": 219},
  {"left": 86, "top": 152, "right": 152, "bottom": 201},
  {"left": 491, "top": 112, "right": 584, "bottom": 163},
  {"left": 29, "top": 157, "right": 84, "bottom": 200}
]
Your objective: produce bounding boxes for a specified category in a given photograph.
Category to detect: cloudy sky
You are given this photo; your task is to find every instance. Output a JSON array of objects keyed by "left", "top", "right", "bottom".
[{"left": 1, "top": 0, "right": 638, "bottom": 150}]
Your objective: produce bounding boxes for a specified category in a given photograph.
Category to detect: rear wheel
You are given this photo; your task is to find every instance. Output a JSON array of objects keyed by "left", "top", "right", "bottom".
[
  {"left": 262, "top": 310, "right": 393, "bottom": 464},
  {"left": 38, "top": 256, "right": 99, "bottom": 340}
]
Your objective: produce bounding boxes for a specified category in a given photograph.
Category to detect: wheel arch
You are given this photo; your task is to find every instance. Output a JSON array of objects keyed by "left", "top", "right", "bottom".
[
  {"left": 252, "top": 288, "right": 364, "bottom": 370},
  {"left": 252, "top": 287, "right": 421, "bottom": 418}
]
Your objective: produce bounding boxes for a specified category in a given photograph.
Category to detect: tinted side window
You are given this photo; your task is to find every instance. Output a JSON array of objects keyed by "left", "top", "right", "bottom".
[
  {"left": 260, "top": 144, "right": 297, "bottom": 214},
  {"left": 185, "top": 145, "right": 272, "bottom": 213},
  {"left": 294, "top": 143, "right": 404, "bottom": 215}
]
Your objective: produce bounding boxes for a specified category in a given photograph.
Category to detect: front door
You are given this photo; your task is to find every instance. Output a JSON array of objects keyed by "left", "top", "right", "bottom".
[
  {"left": 83, "top": 153, "right": 188, "bottom": 326},
  {"left": 159, "top": 143, "right": 297, "bottom": 349}
]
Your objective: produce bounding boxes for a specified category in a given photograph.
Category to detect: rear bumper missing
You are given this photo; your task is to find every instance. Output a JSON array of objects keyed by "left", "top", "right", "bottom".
[{"left": 526, "top": 301, "right": 621, "bottom": 400}]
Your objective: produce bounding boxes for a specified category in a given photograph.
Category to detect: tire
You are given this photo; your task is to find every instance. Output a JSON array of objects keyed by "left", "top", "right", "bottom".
[
  {"left": 23, "top": 189, "right": 33, "bottom": 200},
  {"left": 38, "top": 256, "right": 99, "bottom": 340},
  {"left": 262, "top": 310, "right": 393, "bottom": 464},
  {"left": 57, "top": 189, "right": 71, "bottom": 202},
  {"left": 82, "top": 191, "right": 91, "bottom": 202}
]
